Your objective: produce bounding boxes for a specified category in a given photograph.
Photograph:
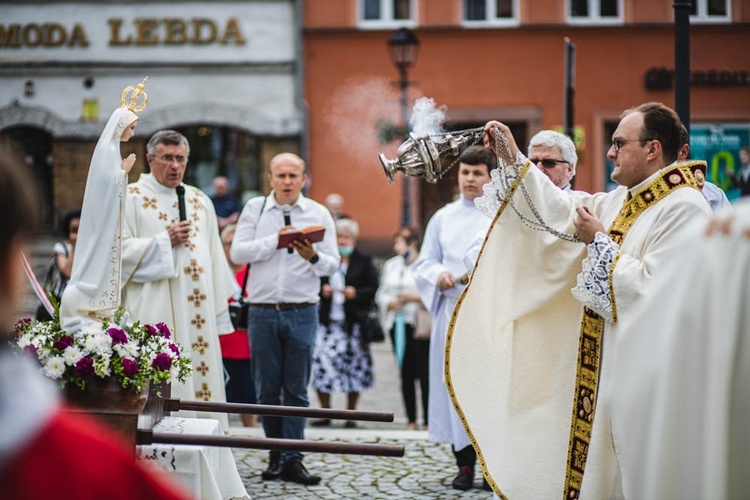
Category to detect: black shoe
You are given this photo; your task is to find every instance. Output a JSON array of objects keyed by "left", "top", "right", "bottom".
[
  {"left": 482, "top": 477, "right": 492, "bottom": 491},
  {"left": 451, "top": 466, "right": 474, "bottom": 491},
  {"left": 310, "top": 418, "right": 331, "bottom": 427},
  {"left": 261, "top": 452, "right": 282, "bottom": 480},
  {"left": 344, "top": 420, "right": 358, "bottom": 429},
  {"left": 280, "top": 460, "right": 322, "bottom": 486}
]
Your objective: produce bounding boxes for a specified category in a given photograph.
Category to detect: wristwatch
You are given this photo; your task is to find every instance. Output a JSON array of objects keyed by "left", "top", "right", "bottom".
[{"left": 309, "top": 253, "right": 319, "bottom": 264}]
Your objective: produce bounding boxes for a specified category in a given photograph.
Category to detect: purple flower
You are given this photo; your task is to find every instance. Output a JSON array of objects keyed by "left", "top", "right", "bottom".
[
  {"left": 22, "top": 344, "right": 38, "bottom": 358},
  {"left": 151, "top": 352, "right": 173, "bottom": 371},
  {"left": 121, "top": 358, "right": 139, "bottom": 377},
  {"left": 107, "top": 327, "right": 128, "bottom": 345},
  {"left": 155, "top": 322, "right": 171, "bottom": 339},
  {"left": 168, "top": 343, "right": 180, "bottom": 358},
  {"left": 75, "top": 357, "right": 95, "bottom": 379},
  {"left": 53, "top": 335, "right": 74, "bottom": 351},
  {"left": 12, "top": 318, "right": 31, "bottom": 338},
  {"left": 146, "top": 324, "right": 159, "bottom": 337}
]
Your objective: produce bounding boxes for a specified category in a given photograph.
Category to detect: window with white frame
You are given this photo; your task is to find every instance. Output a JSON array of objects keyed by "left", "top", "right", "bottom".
[
  {"left": 568, "top": 0, "right": 622, "bottom": 24},
  {"left": 361, "top": 0, "right": 414, "bottom": 25},
  {"left": 689, "top": 0, "right": 731, "bottom": 23},
  {"left": 463, "top": 0, "right": 517, "bottom": 25}
]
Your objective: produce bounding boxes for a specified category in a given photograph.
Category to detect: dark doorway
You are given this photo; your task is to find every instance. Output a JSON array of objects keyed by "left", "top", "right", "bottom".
[
  {"left": 164, "top": 125, "right": 262, "bottom": 205},
  {"left": 0, "top": 127, "right": 54, "bottom": 227}
]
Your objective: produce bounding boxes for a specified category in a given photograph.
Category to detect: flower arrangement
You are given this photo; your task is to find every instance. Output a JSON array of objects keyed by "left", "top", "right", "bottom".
[{"left": 11, "top": 304, "right": 192, "bottom": 393}]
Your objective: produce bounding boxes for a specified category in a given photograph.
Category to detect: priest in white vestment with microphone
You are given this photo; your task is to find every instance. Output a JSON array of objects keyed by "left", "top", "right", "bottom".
[{"left": 121, "top": 130, "right": 237, "bottom": 424}]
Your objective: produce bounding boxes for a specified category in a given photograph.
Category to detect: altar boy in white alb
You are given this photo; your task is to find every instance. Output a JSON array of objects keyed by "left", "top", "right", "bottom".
[{"left": 122, "top": 130, "right": 237, "bottom": 423}]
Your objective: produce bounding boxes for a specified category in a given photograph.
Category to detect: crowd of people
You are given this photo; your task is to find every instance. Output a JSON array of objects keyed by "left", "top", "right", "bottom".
[{"left": 8, "top": 94, "right": 750, "bottom": 498}]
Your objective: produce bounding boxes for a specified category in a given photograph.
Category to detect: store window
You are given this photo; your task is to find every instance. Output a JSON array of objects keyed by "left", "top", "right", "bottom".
[
  {"left": 568, "top": 0, "right": 622, "bottom": 24},
  {"left": 690, "top": 122, "right": 749, "bottom": 201},
  {"left": 463, "top": 0, "right": 517, "bottom": 25},
  {"left": 689, "top": 0, "right": 730, "bottom": 23},
  {"left": 360, "top": 0, "right": 414, "bottom": 26},
  {"left": 172, "top": 125, "right": 262, "bottom": 205}
]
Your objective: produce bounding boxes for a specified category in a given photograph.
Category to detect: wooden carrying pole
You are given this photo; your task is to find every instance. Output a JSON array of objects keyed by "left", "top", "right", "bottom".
[
  {"left": 137, "top": 431, "right": 405, "bottom": 457},
  {"left": 166, "top": 398, "right": 394, "bottom": 422}
]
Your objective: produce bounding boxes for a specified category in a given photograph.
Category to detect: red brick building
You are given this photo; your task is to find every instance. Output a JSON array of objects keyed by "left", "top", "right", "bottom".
[{"left": 303, "top": 0, "right": 750, "bottom": 251}]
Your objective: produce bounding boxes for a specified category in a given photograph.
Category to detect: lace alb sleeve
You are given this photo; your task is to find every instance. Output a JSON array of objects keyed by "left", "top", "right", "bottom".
[
  {"left": 475, "top": 152, "right": 530, "bottom": 219},
  {"left": 571, "top": 232, "right": 619, "bottom": 321}
]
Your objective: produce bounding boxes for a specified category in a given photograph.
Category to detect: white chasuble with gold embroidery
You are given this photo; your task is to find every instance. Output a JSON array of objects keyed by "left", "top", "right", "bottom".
[
  {"left": 447, "top": 160, "right": 710, "bottom": 499},
  {"left": 122, "top": 174, "right": 237, "bottom": 425}
]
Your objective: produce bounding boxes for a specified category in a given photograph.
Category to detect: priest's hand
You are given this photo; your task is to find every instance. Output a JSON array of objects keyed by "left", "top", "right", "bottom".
[
  {"left": 121, "top": 153, "right": 136, "bottom": 173},
  {"left": 574, "top": 205, "right": 606, "bottom": 244},
  {"left": 169, "top": 220, "right": 191, "bottom": 247},
  {"left": 437, "top": 271, "right": 456, "bottom": 291},
  {"left": 484, "top": 121, "right": 520, "bottom": 160}
]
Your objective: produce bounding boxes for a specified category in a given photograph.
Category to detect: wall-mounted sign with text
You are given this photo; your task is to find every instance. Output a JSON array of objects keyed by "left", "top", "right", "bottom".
[{"left": 0, "top": 2, "right": 294, "bottom": 64}]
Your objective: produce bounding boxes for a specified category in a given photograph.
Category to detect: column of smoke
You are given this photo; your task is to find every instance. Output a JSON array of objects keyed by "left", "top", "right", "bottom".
[{"left": 409, "top": 97, "right": 446, "bottom": 137}]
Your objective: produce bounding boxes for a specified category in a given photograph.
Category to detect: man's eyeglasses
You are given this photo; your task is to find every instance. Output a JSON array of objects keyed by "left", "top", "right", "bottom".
[
  {"left": 153, "top": 154, "right": 188, "bottom": 164},
  {"left": 611, "top": 138, "right": 653, "bottom": 153},
  {"left": 530, "top": 158, "right": 568, "bottom": 169}
]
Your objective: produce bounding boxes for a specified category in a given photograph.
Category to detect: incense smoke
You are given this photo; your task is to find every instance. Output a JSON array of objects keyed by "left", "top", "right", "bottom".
[{"left": 409, "top": 97, "right": 446, "bottom": 137}]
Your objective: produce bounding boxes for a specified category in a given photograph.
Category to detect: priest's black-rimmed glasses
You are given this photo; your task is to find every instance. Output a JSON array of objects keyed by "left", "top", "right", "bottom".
[{"left": 611, "top": 138, "right": 654, "bottom": 153}]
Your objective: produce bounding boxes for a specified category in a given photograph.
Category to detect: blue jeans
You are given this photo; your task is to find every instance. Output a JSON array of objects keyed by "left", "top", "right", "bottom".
[{"left": 248, "top": 304, "right": 318, "bottom": 464}]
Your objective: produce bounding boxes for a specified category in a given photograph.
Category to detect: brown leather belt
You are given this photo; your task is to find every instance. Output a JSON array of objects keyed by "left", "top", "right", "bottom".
[{"left": 249, "top": 302, "right": 317, "bottom": 311}]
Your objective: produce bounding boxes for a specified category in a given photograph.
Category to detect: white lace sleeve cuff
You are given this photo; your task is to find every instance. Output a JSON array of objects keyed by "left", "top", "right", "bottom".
[
  {"left": 474, "top": 153, "right": 531, "bottom": 218},
  {"left": 571, "top": 232, "right": 619, "bottom": 321}
]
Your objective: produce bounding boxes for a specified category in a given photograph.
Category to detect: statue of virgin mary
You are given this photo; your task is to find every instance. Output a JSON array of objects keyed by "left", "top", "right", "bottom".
[{"left": 60, "top": 79, "right": 147, "bottom": 333}]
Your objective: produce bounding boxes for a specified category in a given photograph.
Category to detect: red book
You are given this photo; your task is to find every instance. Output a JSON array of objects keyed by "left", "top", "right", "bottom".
[{"left": 277, "top": 225, "right": 326, "bottom": 249}]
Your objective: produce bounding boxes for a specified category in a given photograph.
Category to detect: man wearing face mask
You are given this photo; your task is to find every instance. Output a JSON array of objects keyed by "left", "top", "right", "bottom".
[
  {"left": 412, "top": 145, "right": 497, "bottom": 492},
  {"left": 231, "top": 152, "right": 339, "bottom": 486}
]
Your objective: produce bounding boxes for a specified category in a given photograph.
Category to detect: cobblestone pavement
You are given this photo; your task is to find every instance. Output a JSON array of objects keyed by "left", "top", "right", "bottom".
[
  {"left": 227, "top": 342, "right": 493, "bottom": 499},
  {"left": 230, "top": 428, "right": 492, "bottom": 499}
]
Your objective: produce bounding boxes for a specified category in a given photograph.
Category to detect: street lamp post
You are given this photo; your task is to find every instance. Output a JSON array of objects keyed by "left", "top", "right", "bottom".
[{"left": 387, "top": 28, "right": 419, "bottom": 228}]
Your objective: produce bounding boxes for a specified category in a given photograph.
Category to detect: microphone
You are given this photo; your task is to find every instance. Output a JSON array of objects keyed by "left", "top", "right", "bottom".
[
  {"left": 282, "top": 205, "right": 293, "bottom": 253},
  {"left": 176, "top": 185, "right": 186, "bottom": 222}
]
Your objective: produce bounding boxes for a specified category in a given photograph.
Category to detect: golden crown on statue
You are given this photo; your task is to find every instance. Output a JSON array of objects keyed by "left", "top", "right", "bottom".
[{"left": 121, "top": 77, "right": 149, "bottom": 113}]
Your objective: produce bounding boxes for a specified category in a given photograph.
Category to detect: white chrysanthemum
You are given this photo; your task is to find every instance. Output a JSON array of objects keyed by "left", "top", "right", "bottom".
[
  {"left": 80, "top": 323, "right": 104, "bottom": 336},
  {"left": 16, "top": 334, "right": 32, "bottom": 349},
  {"left": 113, "top": 341, "right": 138, "bottom": 358},
  {"left": 62, "top": 345, "right": 84, "bottom": 366},
  {"left": 43, "top": 355, "right": 66, "bottom": 379},
  {"left": 83, "top": 332, "right": 112, "bottom": 355},
  {"left": 37, "top": 347, "right": 51, "bottom": 361}
]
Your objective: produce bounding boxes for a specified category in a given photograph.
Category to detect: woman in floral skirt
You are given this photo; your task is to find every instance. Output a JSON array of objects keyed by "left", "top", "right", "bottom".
[{"left": 311, "top": 218, "right": 378, "bottom": 428}]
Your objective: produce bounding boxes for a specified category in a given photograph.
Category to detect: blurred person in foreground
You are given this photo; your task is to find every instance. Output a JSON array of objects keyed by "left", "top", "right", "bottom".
[
  {"left": 310, "top": 218, "right": 377, "bottom": 429},
  {"left": 220, "top": 223, "right": 256, "bottom": 427},
  {"left": 0, "top": 143, "right": 189, "bottom": 499},
  {"left": 612, "top": 203, "right": 750, "bottom": 499},
  {"left": 376, "top": 226, "right": 429, "bottom": 431}
]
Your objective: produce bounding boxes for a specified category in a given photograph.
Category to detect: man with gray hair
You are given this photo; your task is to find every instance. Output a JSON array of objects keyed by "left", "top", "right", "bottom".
[
  {"left": 121, "top": 130, "right": 237, "bottom": 426},
  {"left": 527, "top": 129, "right": 578, "bottom": 190}
]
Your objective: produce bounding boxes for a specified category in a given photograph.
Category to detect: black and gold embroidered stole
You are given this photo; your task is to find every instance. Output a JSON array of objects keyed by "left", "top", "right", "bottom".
[{"left": 563, "top": 161, "right": 705, "bottom": 499}]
